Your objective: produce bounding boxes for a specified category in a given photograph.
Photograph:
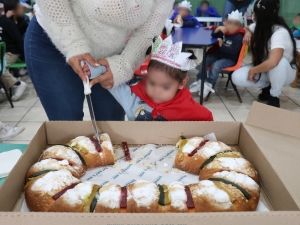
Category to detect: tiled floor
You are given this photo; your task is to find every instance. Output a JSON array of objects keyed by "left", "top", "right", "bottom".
[{"left": 1, "top": 51, "right": 300, "bottom": 144}]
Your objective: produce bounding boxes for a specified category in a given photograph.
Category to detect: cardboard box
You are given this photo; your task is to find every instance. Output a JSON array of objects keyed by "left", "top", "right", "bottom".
[{"left": 1, "top": 102, "right": 300, "bottom": 224}]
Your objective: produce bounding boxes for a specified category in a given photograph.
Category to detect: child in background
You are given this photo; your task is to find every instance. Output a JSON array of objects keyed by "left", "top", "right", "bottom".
[
  {"left": 190, "top": 10, "right": 245, "bottom": 97},
  {"left": 171, "top": 1, "right": 202, "bottom": 27},
  {"left": 83, "top": 36, "right": 213, "bottom": 122},
  {"left": 4, "top": 0, "right": 28, "bottom": 37},
  {"left": 196, "top": 1, "right": 220, "bottom": 17},
  {"left": 0, "top": 0, "right": 27, "bottom": 101},
  {"left": 291, "top": 14, "right": 300, "bottom": 39}
]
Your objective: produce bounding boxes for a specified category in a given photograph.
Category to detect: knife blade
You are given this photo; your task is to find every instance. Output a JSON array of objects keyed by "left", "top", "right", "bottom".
[{"left": 81, "top": 60, "right": 107, "bottom": 144}]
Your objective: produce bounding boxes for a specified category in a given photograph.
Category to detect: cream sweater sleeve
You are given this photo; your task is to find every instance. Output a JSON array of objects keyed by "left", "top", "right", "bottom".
[
  {"left": 106, "top": 0, "right": 174, "bottom": 87},
  {"left": 35, "top": 0, "right": 91, "bottom": 62}
]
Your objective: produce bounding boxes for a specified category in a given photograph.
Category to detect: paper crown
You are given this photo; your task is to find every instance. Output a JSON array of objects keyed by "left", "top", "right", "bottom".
[
  {"left": 228, "top": 10, "right": 244, "bottom": 25},
  {"left": 151, "top": 35, "right": 197, "bottom": 71},
  {"left": 179, "top": 0, "right": 192, "bottom": 11}
]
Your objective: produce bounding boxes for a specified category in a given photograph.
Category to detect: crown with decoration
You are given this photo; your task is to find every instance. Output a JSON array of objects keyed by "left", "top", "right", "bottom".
[
  {"left": 150, "top": 35, "right": 197, "bottom": 71},
  {"left": 228, "top": 10, "right": 244, "bottom": 25},
  {"left": 178, "top": 0, "right": 192, "bottom": 11}
]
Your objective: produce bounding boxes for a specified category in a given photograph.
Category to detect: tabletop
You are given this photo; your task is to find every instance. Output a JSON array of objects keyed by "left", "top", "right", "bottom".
[
  {"left": 196, "top": 17, "right": 222, "bottom": 22},
  {"left": 172, "top": 27, "right": 218, "bottom": 48}
]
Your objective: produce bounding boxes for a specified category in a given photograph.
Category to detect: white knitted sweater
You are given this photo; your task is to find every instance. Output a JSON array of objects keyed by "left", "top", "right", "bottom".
[{"left": 35, "top": 0, "right": 174, "bottom": 87}]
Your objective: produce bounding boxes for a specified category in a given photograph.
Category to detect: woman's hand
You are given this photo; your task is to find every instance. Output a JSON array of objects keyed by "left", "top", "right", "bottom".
[
  {"left": 248, "top": 68, "right": 257, "bottom": 82},
  {"left": 89, "top": 59, "right": 114, "bottom": 89},
  {"left": 68, "top": 53, "right": 99, "bottom": 82},
  {"left": 243, "top": 30, "right": 252, "bottom": 46}
]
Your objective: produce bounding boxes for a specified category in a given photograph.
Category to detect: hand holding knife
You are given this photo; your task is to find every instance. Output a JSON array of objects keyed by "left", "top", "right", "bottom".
[{"left": 81, "top": 61, "right": 107, "bottom": 144}]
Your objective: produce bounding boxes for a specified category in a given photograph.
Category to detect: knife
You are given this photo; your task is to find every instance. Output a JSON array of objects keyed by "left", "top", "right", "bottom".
[{"left": 81, "top": 61, "right": 107, "bottom": 144}]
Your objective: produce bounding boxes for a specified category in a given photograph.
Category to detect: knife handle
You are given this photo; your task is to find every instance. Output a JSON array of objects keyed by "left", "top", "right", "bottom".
[{"left": 81, "top": 60, "right": 107, "bottom": 95}]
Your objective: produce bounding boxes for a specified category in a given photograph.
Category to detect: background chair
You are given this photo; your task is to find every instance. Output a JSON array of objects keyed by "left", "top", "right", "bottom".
[
  {"left": 0, "top": 42, "right": 14, "bottom": 108},
  {"left": 205, "top": 43, "right": 247, "bottom": 103}
]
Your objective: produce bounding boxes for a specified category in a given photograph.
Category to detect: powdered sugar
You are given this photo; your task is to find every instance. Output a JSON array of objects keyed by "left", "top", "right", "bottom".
[
  {"left": 44, "top": 145, "right": 82, "bottom": 168},
  {"left": 61, "top": 182, "right": 94, "bottom": 206},
  {"left": 196, "top": 180, "right": 232, "bottom": 210},
  {"left": 129, "top": 180, "right": 159, "bottom": 208},
  {"left": 31, "top": 170, "right": 79, "bottom": 195},
  {"left": 98, "top": 184, "right": 121, "bottom": 209},
  {"left": 69, "top": 136, "right": 98, "bottom": 154},
  {"left": 101, "top": 141, "right": 113, "bottom": 153},
  {"left": 207, "top": 158, "right": 248, "bottom": 170},
  {"left": 168, "top": 182, "right": 187, "bottom": 210},
  {"left": 212, "top": 171, "right": 259, "bottom": 192},
  {"left": 182, "top": 137, "right": 204, "bottom": 153},
  {"left": 32, "top": 159, "right": 78, "bottom": 176}
]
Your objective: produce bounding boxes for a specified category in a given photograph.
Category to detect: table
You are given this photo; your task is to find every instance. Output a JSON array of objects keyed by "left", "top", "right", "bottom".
[
  {"left": 195, "top": 17, "right": 222, "bottom": 26},
  {"left": 0, "top": 144, "right": 27, "bottom": 186},
  {"left": 291, "top": 49, "right": 300, "bottom": 88},
  {"left": 172, "top": 27, "right": 218, "bottom": 104}
]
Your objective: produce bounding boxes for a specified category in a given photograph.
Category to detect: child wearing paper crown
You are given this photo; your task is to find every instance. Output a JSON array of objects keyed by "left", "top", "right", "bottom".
[
  {"left": 171, "top": 0, "right": 202, "bottom": 27},
  {"left": 291, "top": 14, "right": 300, "bottom": 39},
  {"left": 189, "top": 10, "right": 245, "bottom": 97},
  {"left": 82, "top": 35, "right": 213, "bottom": 122}
]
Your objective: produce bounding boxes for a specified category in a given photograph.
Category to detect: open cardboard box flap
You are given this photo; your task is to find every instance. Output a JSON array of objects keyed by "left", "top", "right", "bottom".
[
  {"left": 1, "top": 102, "right": 300, "bottom": 224},
  {"left": 243, "top": 102, "right": 300, "bottom": 210}
]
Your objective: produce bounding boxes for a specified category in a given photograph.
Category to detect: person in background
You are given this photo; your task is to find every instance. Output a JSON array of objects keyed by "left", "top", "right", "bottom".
[
  {"left": 4, "top": 0, "right": 28, "bottom": 37},
  {"left": 223, "top": 0, "right": 251, "bottom": 23},
  {"left": 190, "top": 10, "right": 244, "bottom": 97},
  {"left": 0, "top": 0, "right": 27, "bottom": 101},
  {"left": 169, "top": 2, "right": 180, "bottom": 18},
  {"left": 0, "top": 121, "right": 25, "bottom": 141},
  {"left": 171, "top": 0, "right": 202, "bottom": 27},
  {"left": 291, "top": 14, "right": 300, "bottom": 39},
  {"left": 83, "top": 36, "right": 213, "bottom": 122},
  {"left": 196, "top": 1, "right": 220, "bottom": 17},
  {"left": 232, "top": 0, "right": 298, "bottom": 108},
  {"left": 20, "top": 0, "right": 33, "bottom": 24}
]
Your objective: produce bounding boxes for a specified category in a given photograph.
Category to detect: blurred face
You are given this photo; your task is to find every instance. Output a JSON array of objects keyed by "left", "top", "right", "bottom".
[
  {"left": 178, "top": 8, "right": 190, "bottom": 18},
  {"left": 201, "top": 3, "right": 209, "bottom": 12},
  {"left": 14, "top": 3, "right": 24, "bottom": 18},
  {"left": 224, "top": 19, "right": 243, "bottom": 34},
  {"left": 293, "top": 16, "right": 300, "bottom": 26},
  {"left": 145, "top": 68, "right": 188, "bottom": 104}
]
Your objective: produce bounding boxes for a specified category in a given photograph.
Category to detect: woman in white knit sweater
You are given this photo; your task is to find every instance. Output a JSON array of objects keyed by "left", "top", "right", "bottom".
[{"left": 24, "top": 0, "right": 174, "bottom": 121}]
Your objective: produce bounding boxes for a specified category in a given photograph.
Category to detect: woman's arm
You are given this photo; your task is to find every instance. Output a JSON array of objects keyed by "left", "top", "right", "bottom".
[
  {"left": 105, "top": 0, "right": 174, "bottom": 87},
  {"left": 248, "top": 48, "right": 284, "bottom": 82}
]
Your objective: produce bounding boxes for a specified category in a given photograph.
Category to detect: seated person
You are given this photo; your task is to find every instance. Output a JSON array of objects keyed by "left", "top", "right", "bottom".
[
  {"left": 4, "top": 0, "right": 28, "bottom": 37},
  {"left": 291, "top": 13, "right": 300, "bottom": 39},
  {"left": 189, "top": 10, "right": 244, "bottom": 97},
  {"left": 0, "top": 0, "right": 27, "bottom": 101},
  {"left": 83, "top": 35, "right": 213, "bottom": 122},
  {"left": 196, "top": 1, "right": 220, "bottom": 17},
  {"left": 171, "top": 0, "right": 202, "bottom": 27}
]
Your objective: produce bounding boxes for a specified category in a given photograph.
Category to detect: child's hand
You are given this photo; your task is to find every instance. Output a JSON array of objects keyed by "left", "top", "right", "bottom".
[
  {"left": 216, "top": 26, "right": 227, "bottom": 34},
  {"left": 217, "top": 38, "right": 223, "bottom": 47}
]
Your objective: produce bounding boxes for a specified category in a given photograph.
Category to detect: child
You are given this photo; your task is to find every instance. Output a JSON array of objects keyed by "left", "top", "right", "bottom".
[
  {"left": 189, "top": 10, "right": 245, "bottom": 97},
  {"left": 4, "top": 0, "right": 28, "bottom": 37},
  {"left": 196, "top": 1, "right": 220, "bottom": 18},
  {"left": 83, "top": 35, "right": 213, "bottom": 121},
  {"left": 291, "top": 14, "right": 300, "bottom": 39},
  {"left": 0, "top": 0, "right": 27, "bottom": 101},
  {"left": 171, "top": 1, "right": 202, "bottom": 27}
]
